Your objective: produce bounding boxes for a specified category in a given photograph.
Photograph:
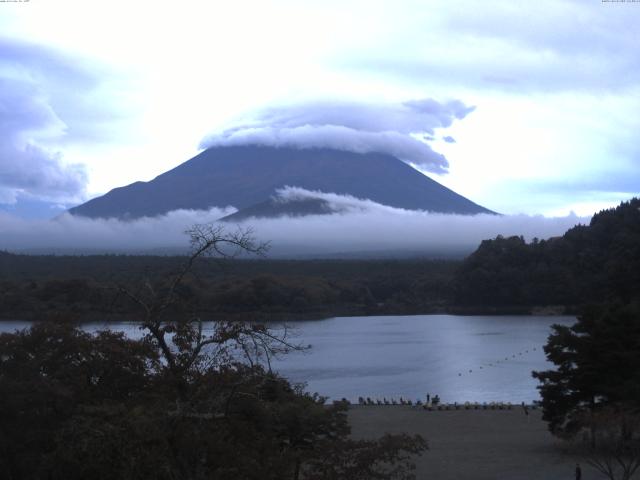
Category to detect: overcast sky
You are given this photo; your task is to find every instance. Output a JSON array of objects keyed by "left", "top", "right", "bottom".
[{"left": 1, "top": 0, "right": 639, "bottom": 219}]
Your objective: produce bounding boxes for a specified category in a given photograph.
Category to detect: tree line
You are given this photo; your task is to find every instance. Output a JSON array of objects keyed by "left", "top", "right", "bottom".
[
  {"left": 0, "top": 255, "right": 457, "bottom": 321},
  {"left": 454, "top": 198, "right": 640, "bottom": 308}
]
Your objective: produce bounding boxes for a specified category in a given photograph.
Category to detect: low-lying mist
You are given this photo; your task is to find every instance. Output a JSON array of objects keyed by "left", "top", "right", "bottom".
[{"left": 0, "top": 190, "right": 588, "bottom": 257}]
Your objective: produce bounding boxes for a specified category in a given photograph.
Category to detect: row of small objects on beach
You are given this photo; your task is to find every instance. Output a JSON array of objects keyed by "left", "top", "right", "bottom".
[
  {"left": 356, "top": 396, "right": 437, "bottom": 406},
  {"left": 349, "top": 397, "right": 541, "bottom": 411}
]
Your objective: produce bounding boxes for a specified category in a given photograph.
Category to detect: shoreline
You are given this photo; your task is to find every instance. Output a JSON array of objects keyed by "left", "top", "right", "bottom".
[
  {"left": 349, "top": 401, "right": 541, "bottom": 410},
  {"left": 0, "top": 307, "right": 577, "bottom": 323}
]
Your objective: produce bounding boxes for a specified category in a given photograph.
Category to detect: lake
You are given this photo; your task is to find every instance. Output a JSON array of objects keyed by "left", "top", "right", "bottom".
[{"left": 0, "top": 314, "right": 575, "bottom": 404}]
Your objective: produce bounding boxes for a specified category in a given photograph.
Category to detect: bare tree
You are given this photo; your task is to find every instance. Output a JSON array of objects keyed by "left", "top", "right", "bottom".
[
  {"left": 0, "top": 223, "right": 429, "bottom": 479},
  {"left": 116, "top": 224, "right": 302, "bottom": 404},
  {"left": 107, "top": 224, "right": 427, "bottom": 479}
]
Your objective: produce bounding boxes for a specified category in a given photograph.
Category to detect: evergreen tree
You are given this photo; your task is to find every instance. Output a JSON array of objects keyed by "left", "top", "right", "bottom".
[{"left": 533, "top": 303, "right": 640, "bottom": 436}]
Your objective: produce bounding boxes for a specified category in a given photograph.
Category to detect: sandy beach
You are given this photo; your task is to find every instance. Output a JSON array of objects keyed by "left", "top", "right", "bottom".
[{"left": 348, "top": 406, "right": 606, "bottom": 480}]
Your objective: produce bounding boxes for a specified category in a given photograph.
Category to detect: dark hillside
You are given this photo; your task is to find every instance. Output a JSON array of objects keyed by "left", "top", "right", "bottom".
[{"left": 454, "top": 198, "right": 640, "bottom": 308}]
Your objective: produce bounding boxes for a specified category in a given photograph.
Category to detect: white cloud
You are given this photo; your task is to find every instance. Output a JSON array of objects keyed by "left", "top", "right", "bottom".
[
  {"left": 0, "top": 207, "right": 234, "bottom": 252},
  {"left": 248, "top": 188, "right": 586, "bottom": 255},
  {"left": 0, "top": 189, "right": 586, "bottom": 256},
  {"left": 201, "top": 99, "right": 474, "bottom": 174},
  {"left": 273, "top": 186, "right": 411, "bottom": 215}
]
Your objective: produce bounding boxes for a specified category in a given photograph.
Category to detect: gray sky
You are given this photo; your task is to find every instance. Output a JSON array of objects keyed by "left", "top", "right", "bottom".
[{"left": 1, "top": 0, "right": 639, "bottom": 219}]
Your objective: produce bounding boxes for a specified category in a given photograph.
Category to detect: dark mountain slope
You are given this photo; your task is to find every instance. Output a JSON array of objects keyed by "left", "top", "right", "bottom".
[
  {"left": 219, "top": 197, "right": 337, "bottom": 222},
  {"left": 70, "top": 145, "right": 494, "bottom": 219}
]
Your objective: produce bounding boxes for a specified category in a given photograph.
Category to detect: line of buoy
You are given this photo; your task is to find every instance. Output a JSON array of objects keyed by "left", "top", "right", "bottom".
[{"left": 456, "top": 345, "right": 543, "bottom": 377}]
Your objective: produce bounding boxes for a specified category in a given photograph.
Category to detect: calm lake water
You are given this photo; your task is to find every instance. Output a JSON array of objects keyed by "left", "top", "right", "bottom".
[{"left": 1, "top": 315, "right": 575, "bottom": 404}]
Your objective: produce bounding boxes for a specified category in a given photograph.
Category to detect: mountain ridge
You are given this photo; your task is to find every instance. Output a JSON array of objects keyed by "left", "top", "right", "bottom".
[{"left": 69, "top": 145, "right": 494, "bottom": 219}]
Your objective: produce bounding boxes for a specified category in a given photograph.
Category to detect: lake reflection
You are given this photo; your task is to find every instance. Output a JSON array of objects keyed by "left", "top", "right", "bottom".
[{"left": 0, "top": 315, "right": 575, "bottom": 403}]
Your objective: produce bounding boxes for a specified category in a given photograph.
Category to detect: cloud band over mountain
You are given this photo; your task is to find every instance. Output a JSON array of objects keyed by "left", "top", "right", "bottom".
[
  {"left": 200, "top": 99, "right": 474, "bottom": 174},
  {"left": 0, "top": 189, "right": 586, "bottom": 256}
]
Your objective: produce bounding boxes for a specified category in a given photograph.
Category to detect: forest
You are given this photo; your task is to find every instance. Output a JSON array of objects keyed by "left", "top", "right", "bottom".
[
  {"left": 0, "top": 255, "right": 458, "bottom": 321},
  {"left": 2, "top": 198, "right": 639, "bottom": 321},
  {"left": 454, "top": 197, "right": 640, "bottom": 308}
]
